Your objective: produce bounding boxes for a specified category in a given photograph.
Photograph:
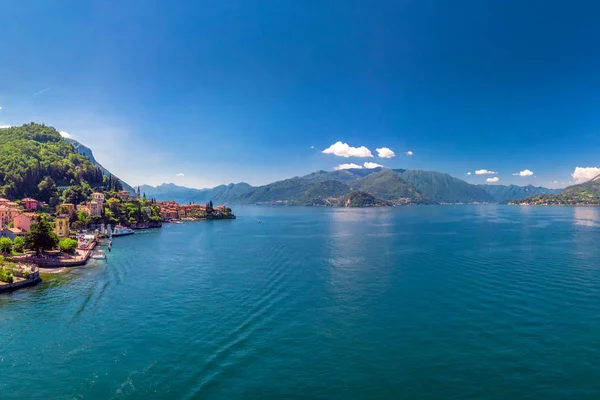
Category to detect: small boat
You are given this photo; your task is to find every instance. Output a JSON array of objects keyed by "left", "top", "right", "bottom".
[
  {"left": 112, "top": 225, "right": 135, "bottom": 237},
  {"left": 257, "top": 220, "right": 261, "bottom": 223},
  {"left": 172, "top": 220, "right": 184, "bottom": 225},
  {"left": 91, "top": 252, "right": 106, "bottom": 260}
]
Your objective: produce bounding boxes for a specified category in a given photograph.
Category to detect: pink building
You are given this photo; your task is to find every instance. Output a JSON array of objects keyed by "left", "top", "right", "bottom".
[
  {"left": 13, "top": 213, "right": 35, "bottom": 233},
  {"left": 22, "top": 198, "right": 39, "bottom": 211}
]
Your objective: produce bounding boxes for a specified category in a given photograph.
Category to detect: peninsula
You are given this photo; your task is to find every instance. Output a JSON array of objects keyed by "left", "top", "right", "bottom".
[
  {"left": 0, "top": 123, "right": 235, "bottom": 290},
  {"left": 510, "top": 175, "right": 600, "bottom": 206}
]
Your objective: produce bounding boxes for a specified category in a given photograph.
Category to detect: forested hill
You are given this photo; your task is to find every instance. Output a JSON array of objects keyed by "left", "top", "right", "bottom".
[{"left": 0, "top": 123, "right": 105, "bottom": 199}]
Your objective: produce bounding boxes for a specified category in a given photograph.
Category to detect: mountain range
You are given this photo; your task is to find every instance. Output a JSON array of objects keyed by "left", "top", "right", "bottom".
[
  {"left": 511, "top": 175, "right": 600, "bottom": 205},
  {"left": 141, "top": 168, "right": 563, "bottom": 206},
  {"left": 0, "top": 123, "right": 567, "bottom": 207},
  {"left": 476, "top": 184, "right": 562, "bottom": 202}
]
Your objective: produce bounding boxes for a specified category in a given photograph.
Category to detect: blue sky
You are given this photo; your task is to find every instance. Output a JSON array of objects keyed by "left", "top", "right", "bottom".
[{"left": 1, "top": 0, "right": 600, "bottom": 189}]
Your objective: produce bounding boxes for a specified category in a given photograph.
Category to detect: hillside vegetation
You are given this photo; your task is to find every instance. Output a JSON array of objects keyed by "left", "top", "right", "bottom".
[{"left": 0, "top": 123, "right": 104, "bottom": 199}]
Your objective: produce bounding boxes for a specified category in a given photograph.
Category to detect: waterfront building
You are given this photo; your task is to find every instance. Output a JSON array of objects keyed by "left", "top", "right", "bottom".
[
  {"left": 0, "top": 198, "right": 10, "bottom": 206},
  {"left": 54, "top": 215, "right": 70, "bottom": 238},
  {"left": 22, "top": 198, "right": 39, "bottom": 211}
]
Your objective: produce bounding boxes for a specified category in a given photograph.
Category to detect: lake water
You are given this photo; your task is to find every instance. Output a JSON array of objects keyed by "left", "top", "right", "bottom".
[{"left": 3, "top": 205, "right": 600, "bottom": 399}]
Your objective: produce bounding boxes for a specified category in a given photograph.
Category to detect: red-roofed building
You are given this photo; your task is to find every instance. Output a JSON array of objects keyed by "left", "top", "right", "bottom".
[{"left": 22, "top": 198, "right": 39, "bottom": 211}]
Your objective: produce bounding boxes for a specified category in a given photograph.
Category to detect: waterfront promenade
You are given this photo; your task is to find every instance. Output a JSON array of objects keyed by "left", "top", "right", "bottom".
[{"left": 12, "top": 241, "right": 96, "bottom": 269}]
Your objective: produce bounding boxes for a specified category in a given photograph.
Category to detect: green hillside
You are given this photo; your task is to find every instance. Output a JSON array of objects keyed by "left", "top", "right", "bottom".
[
  {"left": 351, "top": 169, "right": 428, "bottom": 204},
  {"left": 397, "top": 169, "right": 495, "bottom": 203},
  {"left": 337, "top": 191, "right": 392, "bottom": 207},
  {"left": 0, "top": 123, "right": 104, "bottom": 200}
]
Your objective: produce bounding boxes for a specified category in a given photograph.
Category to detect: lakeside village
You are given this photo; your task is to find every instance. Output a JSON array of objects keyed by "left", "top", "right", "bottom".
[{"left": 0, "top": 186, "right": 235, "bottom": 293}]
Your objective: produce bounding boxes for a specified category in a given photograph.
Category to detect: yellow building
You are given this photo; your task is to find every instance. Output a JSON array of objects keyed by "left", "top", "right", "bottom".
[{"left": 54, "top": 215, "right": 70, "bottom": 238}]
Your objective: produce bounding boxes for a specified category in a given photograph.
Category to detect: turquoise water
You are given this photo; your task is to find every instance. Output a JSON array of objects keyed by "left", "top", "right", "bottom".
[{"left": 3, "top": 205, "right": 600, "bottom": 399}]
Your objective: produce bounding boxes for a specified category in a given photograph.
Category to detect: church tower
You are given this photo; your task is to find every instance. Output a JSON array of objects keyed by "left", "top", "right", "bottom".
[{"left": 137, "top": 186, "right": 141, "bottom": 199}]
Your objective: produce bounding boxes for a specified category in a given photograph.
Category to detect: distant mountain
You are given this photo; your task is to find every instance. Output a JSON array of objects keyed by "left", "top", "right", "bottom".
[
  {"left": 351, "top": 169, "right": 428, "bottom": 204},
  {"left": 65, "top": 138, "right": 135, "bottom": 194},
  {"left": 478, "top": 184, "right": 562, "bottom": 202},
  {"left": 141, "top": 168, "right": 498, "bottom": 206},
  {"left": 511, "top": 176, "right": 600, "bottom": 205},
  {"left": 396, "top": 169, "right": 495, "bottom": 203},
  {"left": 300, "top": 169, "right": 379, "bottom": 183},
  {"left": 140, "top": 182, "right": 253, "bottom": 204}
]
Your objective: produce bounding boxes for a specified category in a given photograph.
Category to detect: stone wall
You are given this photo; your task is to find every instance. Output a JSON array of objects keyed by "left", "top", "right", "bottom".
[{"left": 0, "top": 271, "right": 41, "bottom": 293}]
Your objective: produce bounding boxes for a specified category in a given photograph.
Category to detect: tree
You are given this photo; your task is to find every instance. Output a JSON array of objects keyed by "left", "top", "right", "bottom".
[
  {"left": 13, "top": 236, "right": 25, "bottom": 253},
  {"left": 25, "top": 215, "right": 59, "bottom": 254},
  {"left": 58, "top": 238, "right": 78, "bottom": 253},
  {"left": 113, "top": 178, "right": 123, "bottom": 192},
  {"left": 72, "top": 221, "right": 85, "bottom": 230},
  {"left": 0, "top": 237, "right": 13, "bottom": 254},
  {"left": 38, "top": 176, "right": 57, "bottom": 203},
  {"left": 63, "top": 185, "right": 86, "bottom": 204}
]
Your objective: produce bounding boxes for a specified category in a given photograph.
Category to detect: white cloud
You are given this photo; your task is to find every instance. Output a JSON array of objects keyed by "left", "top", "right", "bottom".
[
  {"left": 512, "top": 169, "right": 534, "bottom": 177},
  {"left": 334, "top": 163, "right": 363, "bottom": 170},
  {"left": 310, "top": 146, "right": 314, "bottom": 149},
  {"left": 467, "top": 172, "right": 472, "bottom": 175},
  {"left": 176, "top": 173, "right": 185, "bottom": 177},
  {"left": 59, "top": 131, "right": 71, "bottom": 138},
  {"left": 0, "top": 106, "right": 2, "bottom": 110},
  {"left": 0, "top": 125, "right": 11, "bottom": 129},
  {"left": 571, "top": 167, "right": 600, "bottom": 183},
  {"left": 364, "top": 162, "right": 384, "bottom": 169},
  {"left": 475, "top": 169, "right": 497, "bottom": 175},
  {"left": 406, "top": 151, "right": 413, "bottom": 156},
  {"left": 486, "top": 177, "right": 499, "bottom": 183},
  {"left": 376, "top": 147, "right": 395, "bottom": 158},
  {"left": 322, "top": 141, "right": 373, "bottom": 157},
  {"left": 553, "top": 181, "right": 559, "bottom": 184}
]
